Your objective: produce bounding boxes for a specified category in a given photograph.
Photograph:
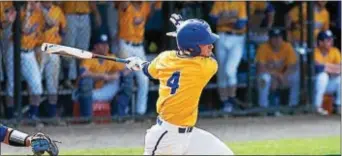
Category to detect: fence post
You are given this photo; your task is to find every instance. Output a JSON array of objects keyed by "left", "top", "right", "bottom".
[
  {"left": 13, "top": 2, "right": 22, "bottom": 127},
  {"left": 306, "top": 1, "right": 315, "bottom": 112},
  {"left": 246, "top": 1, "right": 252, "bottom": 107}
]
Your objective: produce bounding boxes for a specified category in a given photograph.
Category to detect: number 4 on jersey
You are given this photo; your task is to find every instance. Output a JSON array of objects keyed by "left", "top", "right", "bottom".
[{"left": 167, "top": 71, "right": 180, "bottom": 94}]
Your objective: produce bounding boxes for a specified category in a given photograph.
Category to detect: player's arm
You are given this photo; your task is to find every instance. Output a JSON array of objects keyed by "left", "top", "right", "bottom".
[
  {"left": 41, "top": 6, "right": 57, "bottom": 28},
  {"left": 1, "top": 6, "right": 16, "bottom": 29},
  {"left": 105, "top": 62, "right": 129, "bottom": 81},
  {"left": 324, "top": 63, "right": 341, "bottom": 74},
  {"left": 125, "top": 54, "right": 162, "bottom": 79},
  {"left": 79, "top": 60, "right": 106, "bottom": 80},
  {"left": 21, "top": 4, "right": 38, "bottom": 35},
  {"left": 325, "top": 51, "right": 341, "bottom": 74},
  {"left": 283, "top": 44, "right": 298, "bottom": 76},
  {"left": 58, "top": 6, "right": 67, "bottom": 36},
  {"left": 256, "top": 48, "right": 281, "bottom": 77},
  {"left": 0, "top": 125, "right": 31, "bottom": 147}
]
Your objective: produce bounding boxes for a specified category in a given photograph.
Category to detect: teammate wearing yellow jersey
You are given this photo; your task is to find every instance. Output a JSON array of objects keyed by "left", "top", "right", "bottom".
[
  {"left": 19, "top": 2, "right": 45, "bottom": 123},
  {"left": 126, "top": 14, "right": 233, "bottom": 155},
  {"left": 286, "top": 1, "right": 330, "bottom": 47},
  {"left": 209, "top": 1, "right": 248, "bottom": 113},
  {"left": 40, "top": 2, "right": 66, "bottom": 121},
  {"left": 255, "top": 29, "right": 299, "bottom": 115},
  {"left": 313, "top": 30, "right": 341, "bottom": 115}
]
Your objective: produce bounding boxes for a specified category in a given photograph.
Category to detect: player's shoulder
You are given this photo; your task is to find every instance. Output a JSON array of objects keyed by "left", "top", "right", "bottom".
[
  {"left": 156, "top": 50, "right": 176, "bottom": 59},
  {"left": 283, "top": 41, "right": 294, "bottom": 49},
  {"left": 331, "top": 47, "right": 341, "bottom": 54},
  {"left": 321, "top": 8, "right": 330, "bottom": 16}
]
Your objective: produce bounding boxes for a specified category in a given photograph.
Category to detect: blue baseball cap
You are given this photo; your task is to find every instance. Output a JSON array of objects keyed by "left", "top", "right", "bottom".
[
  {"left": 268, "top": 28, "right": 282, "bottom": 38},
  {"left": 317, "top": 30, "right": 334, "bottom": 41},
  {"left": 93, "top": 33, "right": 109, "bottom": 45}
]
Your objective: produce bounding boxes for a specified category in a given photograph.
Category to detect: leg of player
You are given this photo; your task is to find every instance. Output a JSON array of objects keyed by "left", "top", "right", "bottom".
[
  {"left": 2, "top": 34, "right": 15, "bottom": 120},
  {"left": 257, "top": 73, "right": 272, "bottom": 109},
  {"left": 144, "top": 120, "right": 190, "bottom": 155},
  {"left": 0, "top": 125, "right": 31, "bottom": 146},
  {"left": 135, "top": 70, "right": 149, "bottom": 115},
  {"left": 92, "top": 79, "right": 120, "bottom": 102},
  {"left": 74, "top": 14, "right": 91, "bottom": 80},
  {"left": 223, "top": 35, "right": 245, "bottom": 112},
  {"left": 62, "top": 14, "right": 78, "bottom": 88},
  {"left": 44, "top": 54, "right": 60, "bottom": 119},
  {"left": 313, "top": 72, "right": 329, "bottom": 115},
  {"left": 287, "top": 70, "right": 300, "bottom": 107},
  {"left": 215, "top": 33, "right": 229, "bottom": 103},
  {"left": 116, "top": 73, "right": 133, "bottom": 116},
  {"left": 21, "top": 51, "right": 43, "bottom": 121},
  {"left": 185, "top": 128, "right": 234, "bottom": 155},
  {"left": 325, "top": 75, "right": 341, "bottom": 114},
  {"left": 77, "top": 77, "right": 94, "bottom": 119}
]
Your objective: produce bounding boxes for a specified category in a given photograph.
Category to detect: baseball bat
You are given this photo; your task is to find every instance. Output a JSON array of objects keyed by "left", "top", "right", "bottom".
[{"left": 41, "top": 43, "right": 129, "bottom": 64}]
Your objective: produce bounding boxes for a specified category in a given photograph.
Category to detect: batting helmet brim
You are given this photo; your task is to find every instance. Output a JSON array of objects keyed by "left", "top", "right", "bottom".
[{"left": 198, "top": 33, "right": 219, "bottom": 45}]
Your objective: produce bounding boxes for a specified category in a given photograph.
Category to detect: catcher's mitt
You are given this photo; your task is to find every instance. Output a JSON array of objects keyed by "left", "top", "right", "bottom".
[{"left": 31, "top": 132, "right": 60, "bottom": 156}]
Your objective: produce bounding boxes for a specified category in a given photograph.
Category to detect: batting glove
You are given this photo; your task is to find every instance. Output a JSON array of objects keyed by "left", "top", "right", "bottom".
[
  {"left": 125, "top": 56, "right": 146, "bottom": 71},
  {"left": 169, "top": 13, "right": 183, "bottom": 28}
]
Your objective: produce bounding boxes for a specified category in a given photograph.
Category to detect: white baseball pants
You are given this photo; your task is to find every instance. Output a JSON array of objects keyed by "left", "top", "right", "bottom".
[
  {"left": 93, "top": 79, "right": 120, "bottom": 102},
  {"left": 313, "top": 72, "right": 341, "bottom": 108},
  {"left": 144, "top": 117, "right": 234, "bottom": 155},
  {"left": 215, "top": 32, "right": 245, "bottom": 88},
  {"left": 62, "top": 14, "right": 91, "bottom": 80},
  {"left": 40, "top": 53, "right": 60, "bottom": 95},
  {"left": 119, "top": 39, "right": 149, "bottom": 115}
]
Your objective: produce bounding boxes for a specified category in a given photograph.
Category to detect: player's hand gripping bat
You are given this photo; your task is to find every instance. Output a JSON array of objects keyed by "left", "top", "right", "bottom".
[{"left": 41, "top": 43, "right": 129, "bottom": 63}]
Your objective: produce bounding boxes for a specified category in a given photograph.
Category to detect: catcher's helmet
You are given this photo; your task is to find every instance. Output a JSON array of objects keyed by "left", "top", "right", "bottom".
[{"left": 176, "top": 19, "right": 219, "bottom": 56}]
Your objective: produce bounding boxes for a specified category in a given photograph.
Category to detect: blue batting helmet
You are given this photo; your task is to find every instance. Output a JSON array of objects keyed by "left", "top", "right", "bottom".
[{"left": 176, "top": 19, "right": 219, "bottom": 56}]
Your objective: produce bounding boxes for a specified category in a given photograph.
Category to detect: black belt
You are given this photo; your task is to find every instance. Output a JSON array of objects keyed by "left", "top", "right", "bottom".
[
  {"left": 125, "top": 41, "right": 143, "bottom": 47},
  {"left": 157, "top": 117, "right": 193, "bottom": 134},
  {"left": 224, "top": 31, "right": 244, "bottom": 36},
  {"left": 70, "top": 13, "right": 89, "bottom": 15}
]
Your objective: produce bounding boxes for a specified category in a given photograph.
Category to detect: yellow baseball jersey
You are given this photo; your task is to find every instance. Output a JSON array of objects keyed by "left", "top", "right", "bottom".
[
  {"left": 80, "top": 53, "right": 125, "bottom": 89},
  {"left": 250, "top": 1, "right": 267, "bottom": 14},
  {"left": 288, "top": 3, "right": 330, "bottom": 42},
  {"left": 147, "top": 51, "right": 218, "bottom": 127},
  {"left": 210, "top": 1, "right": 247, "bottom": 33},
  {"left": 42, "top": 5, "right": 66, "bottom": 44},
  {"left": 118, "top": 2, "right": 151, "bottom": 43},
  {"left": 20, "top": 8, "right": 44, "bottom": 50},
  {"left": 61, "top": 2, "right": 91, "bottom": 14},
  {"left": 314, "top": 47, "right": 341, "bottom": 64},
  {"left": 255, "top": 41, "right": 297, "bottom": 73}
]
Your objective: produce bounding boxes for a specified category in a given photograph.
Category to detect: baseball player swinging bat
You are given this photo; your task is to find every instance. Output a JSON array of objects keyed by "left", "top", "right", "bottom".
[{"left": 41, "top": 43, "right": 129, "bottom": 64}]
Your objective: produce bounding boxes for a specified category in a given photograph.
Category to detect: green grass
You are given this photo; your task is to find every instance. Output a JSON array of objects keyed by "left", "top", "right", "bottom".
[{"left": 61, "top": 135, "right": 340, "bottom": 155}]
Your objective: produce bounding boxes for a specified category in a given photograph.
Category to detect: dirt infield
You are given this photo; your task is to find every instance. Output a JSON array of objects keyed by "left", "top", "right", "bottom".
[{"left": 1, "top": 114, "right": 340, "bottom": 155}]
